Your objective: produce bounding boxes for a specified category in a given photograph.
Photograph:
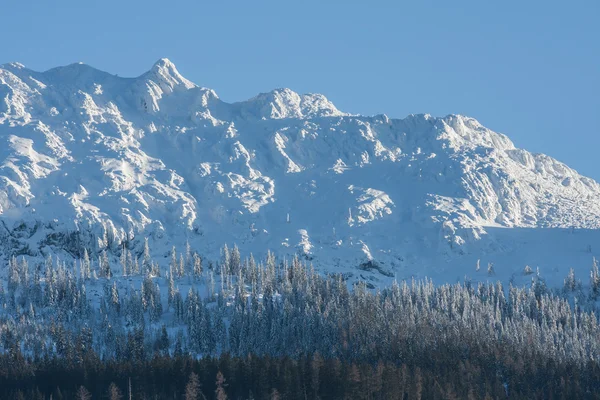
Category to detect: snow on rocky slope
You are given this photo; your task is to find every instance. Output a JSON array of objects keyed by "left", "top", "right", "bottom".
[{"left": 1, "top": 58, "right": 599, "bottom": 286}]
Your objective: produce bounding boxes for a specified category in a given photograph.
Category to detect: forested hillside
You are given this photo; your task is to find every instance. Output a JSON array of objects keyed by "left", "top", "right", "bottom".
[{"left": 0, "top": 244, "right": 600, "bottom": 398}]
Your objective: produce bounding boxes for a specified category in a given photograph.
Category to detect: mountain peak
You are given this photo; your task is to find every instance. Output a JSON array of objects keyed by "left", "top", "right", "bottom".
[
  {"left": 237, "top": 87, "right": 346, "bottom": 120},
  {"left": 1, "top": 62, "right": 26, "bottom": 70},
  {"left": 151, "top": 57, "right": 177, "bottom": 72},
  {"left": 144, "top": 58, "right": 196, "bottom": 91}
]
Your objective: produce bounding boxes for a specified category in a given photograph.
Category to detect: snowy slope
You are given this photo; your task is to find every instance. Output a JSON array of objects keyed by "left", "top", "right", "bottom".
[{"left": 1, "top": 58, "right": 600, "bottom": 286}]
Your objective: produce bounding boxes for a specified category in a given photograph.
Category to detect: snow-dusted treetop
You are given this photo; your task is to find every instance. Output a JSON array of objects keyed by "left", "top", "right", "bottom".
[{"left": 1, "top": 58, "right": 599, "bottom": 284}]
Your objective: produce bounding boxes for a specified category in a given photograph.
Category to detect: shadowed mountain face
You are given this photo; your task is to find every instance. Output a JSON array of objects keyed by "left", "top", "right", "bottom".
[{"left": 1, "top": 59, "right": 599, "bottom": 285}]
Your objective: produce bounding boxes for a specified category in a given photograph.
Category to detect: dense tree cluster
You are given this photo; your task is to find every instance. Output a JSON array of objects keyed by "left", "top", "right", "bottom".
[
  {"left": 0, "top": 244, "right": 599, "bottom": 398},
  {"left": 0, "top": 348, "right": 599, "bottom": 399}
]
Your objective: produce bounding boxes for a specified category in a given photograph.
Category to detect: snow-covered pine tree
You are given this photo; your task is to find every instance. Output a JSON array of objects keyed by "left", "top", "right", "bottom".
[
  {"left": 185, "top": 240, "right": 192, "bottom": 274},
  {"left": 193, "top": 253, "right": 202, "bottom": 280},
  {"left": 209, "top": 270, "right": 215, "bottom": 300},
  {"left": 591, "top": 258, "right": 600, "bottom": 297},
  {"left": 168, "top": 268, "right": 176, "bottom": 308},
  {"left": 179, "top": 254, "right": 185, "bottom": 279},
  {"left": 142, "top": 238, "right": 151, "bottom": 274},
  {"left": 170, "top": 246, "right": 178, "bottom": 278},
  {"left": 487, "top": 262, "right": 495, "bottom": 276},
  {"left": 110, "top": 281, "right": 120, "bottom": 315},
  {"left": 99, "top": 250, "right": 111, "bottom": 279},
  {"left": 8, "top": 256, "right": 20, "bottom": 291},
  {"left": 126, "top": 249, "right": 134, "bottom": 276},
  {"left": 152, "top": 283, "right": 163, "bottom": 322},
  {"left": 221, "top": 244, "right": 230, "bottom": 276},
  {"left": 231, "top": 245, "right": 241, "bottom": 275},
  {"left": 19, "top": 257, "right": 28, "bottom": 286},
  {"left": 82, "top": 248, "right": 91, "bottom": 280},
  {"left": 121, "top": 245, "right": 128, "bottom": 277},
  {"left": 564, "top": 268, "right": 577, "bottom": 292},
  {"left": 132, "top": 257, "right": 140, "bottom": 275}
]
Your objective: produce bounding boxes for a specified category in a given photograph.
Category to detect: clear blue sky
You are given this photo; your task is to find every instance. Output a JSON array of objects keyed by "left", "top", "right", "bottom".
[{"left": 2, "top": 0, "right": 599, "bottom": 179}]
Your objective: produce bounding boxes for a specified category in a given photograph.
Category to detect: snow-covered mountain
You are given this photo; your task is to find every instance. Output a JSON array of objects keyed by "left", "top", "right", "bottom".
[{"left": 1, "top": 58, "right": 599, "bottom": 286}]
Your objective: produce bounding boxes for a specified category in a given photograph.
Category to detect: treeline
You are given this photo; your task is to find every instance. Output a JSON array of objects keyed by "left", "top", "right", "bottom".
[{"left": 1, "top": 350, "right": 599, "bottom": 399}]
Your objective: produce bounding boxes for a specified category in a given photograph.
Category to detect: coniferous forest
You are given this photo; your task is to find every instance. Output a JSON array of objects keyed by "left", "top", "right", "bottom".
[{"left": 0, "top": 241, "right": 600, "bottom": 398}]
